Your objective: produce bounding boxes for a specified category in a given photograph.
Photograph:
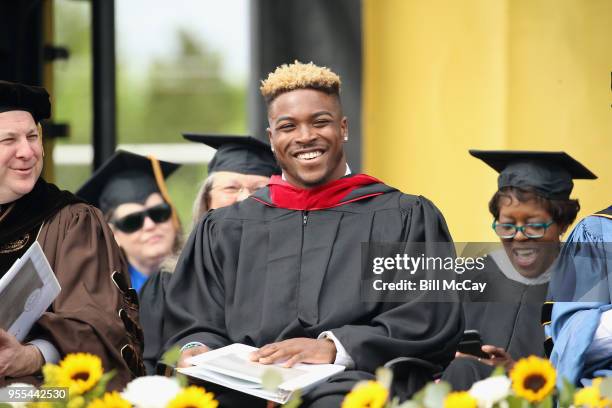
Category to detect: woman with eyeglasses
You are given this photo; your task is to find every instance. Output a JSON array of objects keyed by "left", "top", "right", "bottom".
[
  {"left": 137, "top": 133, "right": 280, "bottom": 374},
  {"left": 183, "top": 133, "right": 281, "bottom": 222},
  {"left": 76, "top": 150, "right": 182, "bottom": 294},
  {"left": 441, "top": 150, "right": 596, "bottom": 391}
]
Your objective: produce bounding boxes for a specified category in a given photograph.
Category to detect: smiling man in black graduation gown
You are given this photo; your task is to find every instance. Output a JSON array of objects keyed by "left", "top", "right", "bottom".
[{"left": 162, "top": 61, "right": 463, "bottom": 407}]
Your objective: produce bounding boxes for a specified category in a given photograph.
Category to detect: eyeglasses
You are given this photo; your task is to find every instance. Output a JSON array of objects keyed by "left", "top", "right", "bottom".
[
  {"left": 211, "top": 184, "right": 267, "bottom": 196},
  {"left": 112, "top": 203, "right": 172, "bottom": 233},
  {"left": 492, "top": 220, "right": 555, "bottom": 239}
]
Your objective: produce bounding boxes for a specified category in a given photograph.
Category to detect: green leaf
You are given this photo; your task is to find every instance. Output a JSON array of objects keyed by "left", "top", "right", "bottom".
[
  {"left": 422, "top": 382, "right": 451, "bottom": 408},
  {"left": 161, "top": 346, "right": 182, "bottom": 367},
  {"left": 534, "top": 395, "right": 553, "bottom": 408},
  {"left": 395, "top": 401, "right": 423, "bottom": 408},
  {"left": 261, "top": 368, "right": 283, "bottom": 391},
  {"left": 412, "top": 387, "right": 426, "bottom": 405},
  {"left": 386, "top": 396, "right": 401, "bottom": 408},
  {"left": 176, "top": 373, "right": 189, "bottom": 388},
  {"left": 85, "top": 369, "right": 116, "bottom": 400},
  {"left": 282, "top": 390, "right": 302, "bottom": 408},
  {"left": 0, "top": 403, "right": 13, "bottom": 408},
  {"left": 376, "top": 367, "right": 394, "bottom": 390},
  {"left": 558, "top": 377, "right": 576, "bottom": 408},
  {"left": 505, "top": 395, "right": 529, "bottom": 408},
  {"left": 491, "top": 365, "right": 506, "bottom": 377},
  {"left": 599, "top": 377, "right": 612, "bottom": 400}
]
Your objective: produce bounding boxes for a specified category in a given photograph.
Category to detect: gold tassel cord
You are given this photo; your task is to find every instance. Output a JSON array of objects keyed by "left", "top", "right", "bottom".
[{"left": 148, "top": 155, "right": 180, "bottom": 230}]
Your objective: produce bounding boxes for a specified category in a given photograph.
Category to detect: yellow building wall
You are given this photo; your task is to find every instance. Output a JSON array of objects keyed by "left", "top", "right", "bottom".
[{"left": 363, "top": 0, "right": 612, "bottom": 242}]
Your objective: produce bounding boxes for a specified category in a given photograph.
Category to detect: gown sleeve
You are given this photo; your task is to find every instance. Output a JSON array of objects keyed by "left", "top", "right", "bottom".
[
  {"left": 31, "top": 203, "right": 144, "bottom": 389},
  {"left": 331, "top": 196, "right": 464, "bottom": 372},
  {"left": 139, "top": 270, "right": 172, "bottom": 374},
  {"left": 162, "top": 212, "right": 231, "bottom": 351},
  {"left": 548, "top": 215, "right": 612, "bottom": 385}
]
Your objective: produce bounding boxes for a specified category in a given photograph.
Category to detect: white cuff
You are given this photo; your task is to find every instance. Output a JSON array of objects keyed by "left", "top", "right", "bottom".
[
  {"left": 318, "top": 331, "right": 354, "bottom": 368},
  {"left": 28, "top": 339, "right": 61, "bottom": 365},
  {"left": 180, "top": 341, "right": 206, "bottom": 352},
  {"left": 584, "top": 309, "right": 612, "bottom": 364}
]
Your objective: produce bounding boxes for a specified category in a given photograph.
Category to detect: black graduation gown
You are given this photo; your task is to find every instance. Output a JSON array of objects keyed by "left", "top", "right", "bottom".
[
  {"left": 162, "top": 183, "right": 463, "bottom": 406},
  {"left": 442, "top": 256, "right": 548, "bottom": 390},
  {"left": 139, "top": 269, "right": 172, "bottom": 374}
]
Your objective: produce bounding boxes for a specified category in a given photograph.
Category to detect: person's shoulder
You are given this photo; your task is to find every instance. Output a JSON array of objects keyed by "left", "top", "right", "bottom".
[
  {"left": 56, "top": 201, "right": 105, "bottom": 219},
  {"left": 204, "top": 192, "right": 288, "bottom": 224},
  {"left": 396, "top": 192, "right": 443, "bottom": 215},
  {"left": 48, "top": 202, "right": 108, "bottom": 230},
  {"left": 567, "top": 209, "right": 612, "bottom": 243}
]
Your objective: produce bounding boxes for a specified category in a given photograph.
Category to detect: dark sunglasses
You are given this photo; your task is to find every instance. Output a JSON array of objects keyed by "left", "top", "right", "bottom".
[{"left": 112, "top": 203, "right": 172, "bottom": 233}]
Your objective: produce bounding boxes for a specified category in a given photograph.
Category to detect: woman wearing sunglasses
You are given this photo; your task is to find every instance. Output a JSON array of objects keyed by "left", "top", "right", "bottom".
[
  {"left": 76, "top": 150, "right": 182, "bottom": 293},
  {"left": 441, "top": 150, "right": 596, "bottom": 390}
]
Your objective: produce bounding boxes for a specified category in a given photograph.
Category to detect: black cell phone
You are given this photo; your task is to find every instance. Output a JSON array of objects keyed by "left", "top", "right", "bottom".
[{"left": 457, "top": 330, "right": 489, "bottom": 359}]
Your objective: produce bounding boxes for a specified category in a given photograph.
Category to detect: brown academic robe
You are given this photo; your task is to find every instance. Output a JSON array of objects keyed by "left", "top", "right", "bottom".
[{"left": 0, "top": 181, "right": 144, "bottom": 389}]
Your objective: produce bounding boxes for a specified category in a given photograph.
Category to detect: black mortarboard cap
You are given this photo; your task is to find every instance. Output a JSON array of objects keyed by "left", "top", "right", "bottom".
[
  {"left": 182, "top": 133, "right": 280, "bottom": 177},
  {"left": 76, "top": 150, "right": 180, "bottom": 214},
  {"left": 469, "top": 150, "right": 597, "bottom": 199},
  {"left": 0, "top": 80, "right": 51, "bottom": 123}
]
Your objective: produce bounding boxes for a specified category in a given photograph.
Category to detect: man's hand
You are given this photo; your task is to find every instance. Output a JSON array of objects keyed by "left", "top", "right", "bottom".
[
  {"left": 177, "top": 345, "right": 209, "bottom": 368},
  {"left": 456, "top": 344, "right": 515, "bottom": 370},
  {"left": 0, "top": 330, "right": 44, "bottom": 377},
  {"left": 249, "top": 338, "right": 337, "bottom": 368}
]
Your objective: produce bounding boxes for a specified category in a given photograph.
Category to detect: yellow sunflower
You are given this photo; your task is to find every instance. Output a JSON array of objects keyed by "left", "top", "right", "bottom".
[
  {"left": 58, "top": 353, "right": 104, "bottom": 395},
  {"left": 341, "top": 381, "right": 389, "bottom": 408},
  {"left": 574, "top": 378, "right": 612, "bottom": 408},
  {"left": 67, "top": 396, "right": 86, "bottom": 408},
  {"left": 509, "top": 356, "right": 556, "bottom": 403},
  {"left": 444, "top": 391, "right": 477, "bottom": 408},
  {"left": 166, "top": 386, "right": 218, "bottom": 408},
  {"left": 42, "top": 363, "right": 69, "bottom": 387},
  {"left": 86, "top": 392, "right": 132, "bottom": 408}
]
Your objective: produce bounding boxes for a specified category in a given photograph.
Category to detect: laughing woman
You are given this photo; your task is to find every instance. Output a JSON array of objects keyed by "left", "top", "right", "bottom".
[{"left": 441, "top": 150, "right": 596, "bottom": 390}]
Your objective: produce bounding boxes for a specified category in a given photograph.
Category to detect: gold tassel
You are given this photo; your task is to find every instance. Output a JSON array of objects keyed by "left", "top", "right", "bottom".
[{"left": 148, "top": 155, "right": 180, "bottom": 229}]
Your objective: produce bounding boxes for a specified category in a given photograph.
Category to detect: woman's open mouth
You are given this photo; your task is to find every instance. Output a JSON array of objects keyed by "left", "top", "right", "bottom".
[{"left": 511, "top": 247, "right": 539, "bottom": 268}]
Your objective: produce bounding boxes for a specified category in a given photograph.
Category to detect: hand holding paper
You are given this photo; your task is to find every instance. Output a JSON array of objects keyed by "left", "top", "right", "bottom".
[
  {"left": 249, "top": 337, "right": 337, "bottom": 367},
  {"left": 0, "top": 329, "right": 44, "bottom": 377},
  {"left": 178, "top": 343, "right": 345, "bottom": 404},
  {"left": 178, "top": 345, "right": 210, "bottom": 368}
]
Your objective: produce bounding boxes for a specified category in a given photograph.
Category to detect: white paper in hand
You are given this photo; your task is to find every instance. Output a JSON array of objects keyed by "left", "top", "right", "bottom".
[
  {"left": 0, "top": 242, "right": 61, "bottom": 341},
  {"left": 179, "top": 343, "right": 345, "bottom": 404}
]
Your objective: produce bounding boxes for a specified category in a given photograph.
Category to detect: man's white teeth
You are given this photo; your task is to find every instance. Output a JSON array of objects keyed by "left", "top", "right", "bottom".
[
  {"left": 514, "top": 248, "right": 536, "bottom": 257},
  {"left": 297, "top": 151, "right": 323, "bottom": 160}
]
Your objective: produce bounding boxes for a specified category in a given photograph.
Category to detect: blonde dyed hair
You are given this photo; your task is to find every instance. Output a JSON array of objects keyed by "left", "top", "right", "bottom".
[{"left": 260, "top": 61, "right": 341, "bottom": 104}]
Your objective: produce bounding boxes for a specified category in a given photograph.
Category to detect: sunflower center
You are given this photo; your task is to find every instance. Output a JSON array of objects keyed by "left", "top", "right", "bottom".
[
  {"left": 71, "top": 372, "right": 90, "bottom": 381},
  {"left": 523, "top": 374, "right": 546, "bottom": 392}
]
